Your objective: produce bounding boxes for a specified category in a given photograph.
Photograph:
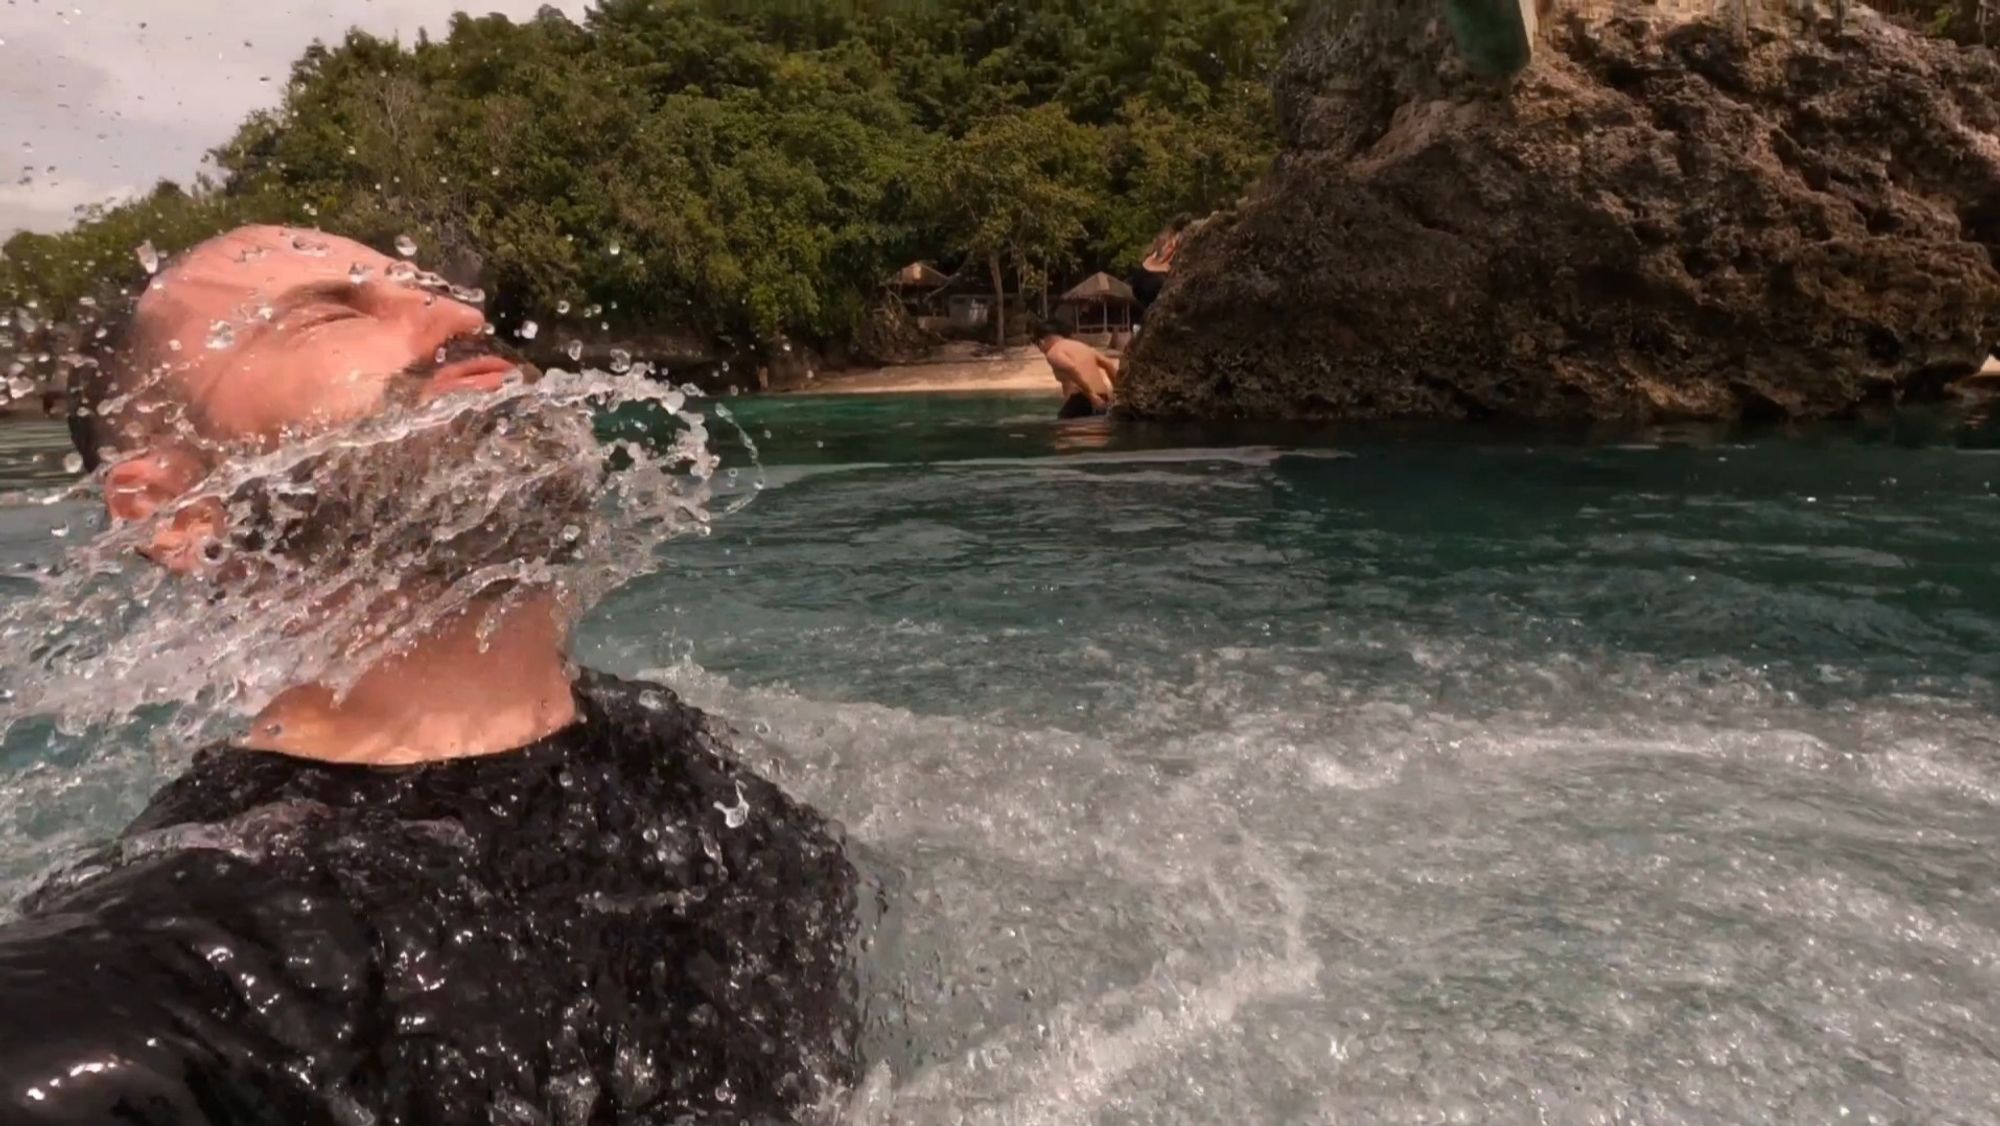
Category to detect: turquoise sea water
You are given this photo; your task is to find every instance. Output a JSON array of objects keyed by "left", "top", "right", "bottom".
[{"left": 4, "top": 395, "right": 2000, "bottom": 1121}]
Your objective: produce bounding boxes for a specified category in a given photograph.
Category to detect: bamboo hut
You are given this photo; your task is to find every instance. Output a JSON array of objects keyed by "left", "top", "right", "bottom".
[{"left": 1059, "top": 272, "right": 1138, "bottom": 345}]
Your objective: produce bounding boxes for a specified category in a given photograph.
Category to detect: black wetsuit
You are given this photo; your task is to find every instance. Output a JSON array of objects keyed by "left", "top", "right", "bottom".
[
  {"left": 0, "top": 673, "right": 858, "bottom": 1125},
  {"left": 1129, "top": 268, "right": 1166, "bottom": 315}
]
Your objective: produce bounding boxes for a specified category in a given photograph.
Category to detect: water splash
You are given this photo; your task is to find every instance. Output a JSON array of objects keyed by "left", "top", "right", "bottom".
[{"left": 0, "top": 365, "right": 761, "bottom": 753}]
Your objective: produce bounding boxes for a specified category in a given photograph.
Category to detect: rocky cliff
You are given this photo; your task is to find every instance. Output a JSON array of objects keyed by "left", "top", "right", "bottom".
[{"left": 1120, "top": 0, "right": 2000, "bottom": 422}]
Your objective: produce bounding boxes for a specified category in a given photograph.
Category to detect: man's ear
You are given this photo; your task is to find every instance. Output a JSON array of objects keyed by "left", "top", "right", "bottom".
[
  {"left": 102, "top": 449, "right": 220, "bottom": 574},
  {"left": 102, "top": 449, "right": 198, "bottom": 523}
]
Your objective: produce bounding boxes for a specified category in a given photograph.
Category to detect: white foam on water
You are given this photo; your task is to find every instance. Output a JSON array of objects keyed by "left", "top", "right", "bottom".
[{"left": 633, "top": 641, "right": 2000, "bottom": 1124}]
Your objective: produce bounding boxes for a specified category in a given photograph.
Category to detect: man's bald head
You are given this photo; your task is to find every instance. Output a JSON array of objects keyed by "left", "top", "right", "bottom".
[{"left": 68, "top": 225, "right": 502, "bottom": 471}]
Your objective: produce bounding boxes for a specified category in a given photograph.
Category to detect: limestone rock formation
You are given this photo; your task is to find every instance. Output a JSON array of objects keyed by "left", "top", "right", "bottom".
[{"left": 1121, "top": 0, "right": 2000, "bottom": 422}]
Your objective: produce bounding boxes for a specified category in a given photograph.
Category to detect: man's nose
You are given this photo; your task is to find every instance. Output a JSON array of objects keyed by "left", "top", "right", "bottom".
[{"left": 381, "top": 281, "right": 487, "bottom": 349}]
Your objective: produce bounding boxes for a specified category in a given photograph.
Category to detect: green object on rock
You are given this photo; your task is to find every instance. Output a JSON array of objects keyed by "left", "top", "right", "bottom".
[{"left": 1443, "top": 0, "right": 1537, "bottom": 76}]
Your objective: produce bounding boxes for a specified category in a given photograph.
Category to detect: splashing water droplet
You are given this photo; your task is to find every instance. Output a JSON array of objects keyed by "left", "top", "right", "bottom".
[
  {"left": 394, "top": 234, "right": 418, "bottom": 258},
  {"left": 135, "top": 240, "right": 160, "bottom": 275},
  {"left": 607, "top": 244, "right": 621, "bottom": 257},
  {"left": 166, "top": 339, "right": 183, "bottom": 353},
  {"left": 609, "top": 350, "right": 632, "bottom": 374},
  {"left": 556, "top": 300, "right": 571, "bottom": 316},
  {"left": 518, "top": 320, "right": 539, "bottom": 342},
  {"left": 348, "top": 263, "right": 371, "bottom": 285},
  {"left": 449, "top": 285, "right": 486, "bottom": 305},
  {"left": 206, "top": 321, "right": 235, "bottom": 350},
  {"left": 291, "top": 236, "right": 328, "bottom": 257},
  {"left": 61, "top": 452, "right": 83, "bottom": 474},
  {"left": 565, "top": 340, "right": 583, "bottom": 363}
]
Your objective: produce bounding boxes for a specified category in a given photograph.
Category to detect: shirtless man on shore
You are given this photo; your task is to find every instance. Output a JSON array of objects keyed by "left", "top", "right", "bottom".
[{"left": 1035, "top": 324, "right": 1119, "bottom": 419}]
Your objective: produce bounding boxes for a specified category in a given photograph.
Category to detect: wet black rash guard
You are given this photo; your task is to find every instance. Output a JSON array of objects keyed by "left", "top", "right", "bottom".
[{"left": 0, "top": 673, "right": 860, "bottom": 1125}]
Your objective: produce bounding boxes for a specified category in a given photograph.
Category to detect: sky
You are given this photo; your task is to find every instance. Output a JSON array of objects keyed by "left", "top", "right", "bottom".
[{"left": 1, "top": 0, "right": 593, "bottom": 237}]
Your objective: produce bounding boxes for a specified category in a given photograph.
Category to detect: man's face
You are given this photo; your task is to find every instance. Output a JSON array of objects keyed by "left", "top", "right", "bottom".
[
  {"left": 104, "top": 225, "right": 595, "bottom": 589},
  {"left": 128, "top": 225, "right": 516, "bottom": 448}
]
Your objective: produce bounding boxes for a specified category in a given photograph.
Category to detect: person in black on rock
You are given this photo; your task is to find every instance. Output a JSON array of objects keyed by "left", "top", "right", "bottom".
[{"left": 0, "top": 225, "right": 859, "bottom": 1124}]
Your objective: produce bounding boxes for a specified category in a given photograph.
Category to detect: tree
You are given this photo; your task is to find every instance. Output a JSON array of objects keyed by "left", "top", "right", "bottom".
[
  {"left": 5, "top": 0, "right": 1299, "bottom": 362},
  {"left": 922, "top": 106, "right": 1103, "bottom": 345}
]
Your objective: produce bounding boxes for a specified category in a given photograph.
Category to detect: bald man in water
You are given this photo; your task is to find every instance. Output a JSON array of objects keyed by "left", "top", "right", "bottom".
[{"left": 0, "top": 226, "right": 859, "bottom": 1123}]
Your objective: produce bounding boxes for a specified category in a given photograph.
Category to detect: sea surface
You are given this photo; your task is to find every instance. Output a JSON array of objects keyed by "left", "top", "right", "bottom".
[{"left": 4, "top": 395, "right": 2000, "bottom": 1123}]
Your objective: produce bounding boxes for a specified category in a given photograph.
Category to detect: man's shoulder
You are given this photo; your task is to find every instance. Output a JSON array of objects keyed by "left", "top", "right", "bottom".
[{"left": 570, "top": 669, "right": 721, "bottom": 757}]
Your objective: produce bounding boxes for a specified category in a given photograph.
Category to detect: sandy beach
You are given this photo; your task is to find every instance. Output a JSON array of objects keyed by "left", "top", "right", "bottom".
[{"left": 793, "top": 346, "right": 1063, "bottom": 397}]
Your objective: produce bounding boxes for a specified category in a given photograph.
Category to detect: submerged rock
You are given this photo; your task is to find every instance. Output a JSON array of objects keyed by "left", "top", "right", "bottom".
[{"left": 1122, "top": 0, "right": 2000, "bottom": 422}]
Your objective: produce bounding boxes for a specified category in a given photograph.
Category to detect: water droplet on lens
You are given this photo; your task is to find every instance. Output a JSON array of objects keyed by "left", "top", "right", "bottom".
[
  {"left": 608, "top": 243, "right": 621, "bottom": 257},
  {"left": 518, "top": 320, "right": 539, "bottom": 341},
  {"left": 394, "top": 234, "right": 418, "bottom": 258},
  {"left": 61, "top": 452, "right": 83, "bottom": 474},
  {"left": 565, "top": 340, "right": 582, "bottom": 363},
  {"left": 135, "top": 239, "right": 159, "bottom": 275},
  {"left": 7, "top": 374, "right": 33, "bottom": 398},
  {"left": 556, "top": 300, "right": 570, "bottom": 315},
  {"left": 166, "top": 339, "right": 183, "bottom": 353},
  {"left": 609, "top": 349, "right": 632, "bottom": 373}
]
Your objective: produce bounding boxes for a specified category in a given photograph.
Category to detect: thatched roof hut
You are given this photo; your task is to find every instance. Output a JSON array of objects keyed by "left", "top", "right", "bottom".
[
  {"left": 1059, "top": 271, "right": 1137, "bottom": 334},
  {"left": 888, "top": 261, "right": 952, "bottom": 290},
  {"left": 1061, "top": 272, "right": 1137, "bottom": 305}
]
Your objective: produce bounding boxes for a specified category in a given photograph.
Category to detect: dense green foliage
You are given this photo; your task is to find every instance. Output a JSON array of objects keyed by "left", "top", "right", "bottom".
[{"left": 2, "top": 0, "right": 1300, "bottom": 354}]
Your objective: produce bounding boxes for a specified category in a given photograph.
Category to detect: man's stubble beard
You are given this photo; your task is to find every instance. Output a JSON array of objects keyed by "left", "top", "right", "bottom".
[{"left": 219, "top": 347, "right": 607, "bottom": 616}]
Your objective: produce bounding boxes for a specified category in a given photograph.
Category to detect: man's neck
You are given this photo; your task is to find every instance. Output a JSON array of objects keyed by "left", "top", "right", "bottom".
[{"left": 242, "top": 592, "right": 579, "bottom": 765}]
